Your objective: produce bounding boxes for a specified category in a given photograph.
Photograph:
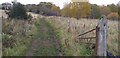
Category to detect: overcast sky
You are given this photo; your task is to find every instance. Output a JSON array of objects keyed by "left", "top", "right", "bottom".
[{"left": 0, "top": 0, "right": 120, "bottom": 9}]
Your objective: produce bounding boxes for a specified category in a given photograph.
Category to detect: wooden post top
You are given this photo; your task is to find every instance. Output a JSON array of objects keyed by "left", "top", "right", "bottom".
[
  {"left": 97, "top": 15, "right": 108, "bottom": 30},
  {"left": 96, "top": 15, "right": 108, "bottom": 56}
]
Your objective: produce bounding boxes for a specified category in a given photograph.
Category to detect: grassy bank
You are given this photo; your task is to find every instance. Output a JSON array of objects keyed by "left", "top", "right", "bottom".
[{"left": 2, "top": 19, "right": 35, "bottom": 56}]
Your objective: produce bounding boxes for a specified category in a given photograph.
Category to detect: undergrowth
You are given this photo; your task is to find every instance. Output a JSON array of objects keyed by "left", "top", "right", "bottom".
[{"left": 2, "top": 19, "right": 35, "bottom": 56}]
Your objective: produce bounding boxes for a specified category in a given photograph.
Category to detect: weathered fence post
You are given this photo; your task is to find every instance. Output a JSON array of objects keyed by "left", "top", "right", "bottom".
[
  {"left": 96, "top": 15, "right": 108, "bottom": 56},
  {"left": 0, "top": 16, "right": 2, "bottom": 58}
]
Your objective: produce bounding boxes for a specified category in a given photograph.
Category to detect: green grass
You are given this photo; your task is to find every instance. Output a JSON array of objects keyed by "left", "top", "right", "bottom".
[
  {"left": 2, "top": 33, "right": 34, "bottom": 56},
  {"left": 34, "top": 47, "right": 58, "bottom": 56},
  {"left": 28, "top": 17, "right": 60, "bottom": 56}
]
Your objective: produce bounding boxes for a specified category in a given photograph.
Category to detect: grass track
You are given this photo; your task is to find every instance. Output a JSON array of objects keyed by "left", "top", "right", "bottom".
[{"left": 26, "top": 17, "right": 62, "bottom": 56}]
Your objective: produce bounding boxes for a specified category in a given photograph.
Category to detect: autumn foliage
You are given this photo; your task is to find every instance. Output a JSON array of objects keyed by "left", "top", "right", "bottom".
[
  {"left": 107, "top": 12, "right": 119, "bottom": 20},
  {"left": 61, "top": 2, "right": 91, "bottom": 19},
  {"left": 25, "top": 2, "right": 120, "bottom": 20}
]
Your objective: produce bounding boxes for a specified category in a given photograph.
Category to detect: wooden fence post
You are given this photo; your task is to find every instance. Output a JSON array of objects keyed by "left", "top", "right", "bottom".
[
  {"left": 0, "top": 16, "right": 2, "bottom": 58},
  {"left": 96, "top": 15, "right": 108, "bottom": 56},
  {"left": 95, "top": 26, "right": 99, "bottom": 55}
]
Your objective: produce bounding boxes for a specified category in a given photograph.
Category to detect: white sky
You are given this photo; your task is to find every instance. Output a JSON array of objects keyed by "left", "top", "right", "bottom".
[{"left": 0, "top": 0, "right": 120, "bottom": 9}]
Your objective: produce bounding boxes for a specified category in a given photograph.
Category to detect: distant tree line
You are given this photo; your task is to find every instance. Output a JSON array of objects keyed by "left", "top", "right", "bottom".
[
  {"left": 25, "top": 2, "right": 119, "bottom": 20},
  {"left": 3, "top": 1, "right": 119, "bottom": 20},
  {"left": 61, "top": 2, "right": 91, "bottom": 19},
  {"left": 25, "top": 2, "right": 60, "bottom": 16},
  {"left": 61, "top": 2, "right": 119, "bottom": 20}
]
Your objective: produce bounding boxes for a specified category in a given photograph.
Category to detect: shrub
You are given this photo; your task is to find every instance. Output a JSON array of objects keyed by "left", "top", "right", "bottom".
[
  {"left": 9, "top": 3, "right": 28, "bottom": 19},
  {"left": 107, "top": 12, "right": 119, "bottom": 20}
]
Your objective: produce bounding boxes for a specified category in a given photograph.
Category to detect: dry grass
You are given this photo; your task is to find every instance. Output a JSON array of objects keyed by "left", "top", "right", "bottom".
[
  {"left": 1, "top": 9, "right": 118, "bottom": 56},
  {"left": 45, "top": 16, "right": 118, "bottom": 56}
]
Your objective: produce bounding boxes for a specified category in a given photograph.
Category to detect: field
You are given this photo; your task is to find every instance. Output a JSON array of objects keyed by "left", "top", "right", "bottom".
[
  {"left": 44, "top": 16, "right": 119, "bottom": 56},
  {"left": 1, "top": 10, "right": 119, "bottom": 56}
]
